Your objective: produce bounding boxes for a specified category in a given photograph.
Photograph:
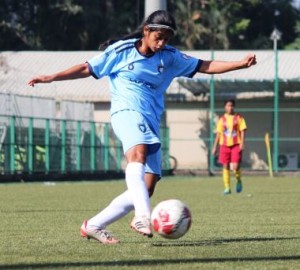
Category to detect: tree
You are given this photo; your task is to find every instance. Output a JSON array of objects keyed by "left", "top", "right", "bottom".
[
  {"left": 285, "top": 21, "right": 300, "bottom": 49},
  {"left": 0, "top": 0, "right": 299, "bottom": 50},
  {"left": 0, "top": 0, "right": 143, "bottom": 50},
  {"left": 0, "top": 0, "right": 34, "bottom": 50},
  {"left": 229, "top": 0, "right": 300, "bottom": 49},
  {"left": 169, "top": 0, "right": 300, "bottom": 50}
]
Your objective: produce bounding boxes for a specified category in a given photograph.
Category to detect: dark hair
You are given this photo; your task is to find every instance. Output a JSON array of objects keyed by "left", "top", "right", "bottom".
[
  {"left": 224, "top": 99, "right": 236, "bottom": 106},
  {"left": 99, "top": 10, "right": 176, "bottom": 50},
  {"left": 145, "top": 10, "right": 177, "bottom": 32}
]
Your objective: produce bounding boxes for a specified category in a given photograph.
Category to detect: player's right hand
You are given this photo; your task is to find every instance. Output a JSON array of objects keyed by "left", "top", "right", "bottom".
[{"left": 28, "top": 75, "right": 53, "bottom": 87}]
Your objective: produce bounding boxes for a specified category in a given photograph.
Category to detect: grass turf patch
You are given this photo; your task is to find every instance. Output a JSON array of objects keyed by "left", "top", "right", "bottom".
[{"left": 0, "top": 176, "right": 300, "bottom": 270}]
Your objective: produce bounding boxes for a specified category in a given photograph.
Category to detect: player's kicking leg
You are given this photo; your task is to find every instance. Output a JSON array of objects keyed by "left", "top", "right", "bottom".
[
  {"left": 80, "top": 220, "right": 119, "bottom": 244},
  {"left": 130, "top": 172, "right": 158, "bottom": 237},
  {"left": 80, "top": 172, "right": 158, "bottom": 243}
]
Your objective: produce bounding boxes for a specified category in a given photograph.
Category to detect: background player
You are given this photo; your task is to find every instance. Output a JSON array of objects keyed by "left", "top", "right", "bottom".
[
  {"left": 28, "top": 10, "right": 256, "bottom": 244},
  {"left": 212, "top": 99, "right": 247, "bottom": 195}
]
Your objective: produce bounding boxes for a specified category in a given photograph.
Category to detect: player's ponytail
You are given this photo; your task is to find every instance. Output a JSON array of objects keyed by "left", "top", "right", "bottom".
[{"left": 99, "top": 10, "right": 176, "bottom": 50}]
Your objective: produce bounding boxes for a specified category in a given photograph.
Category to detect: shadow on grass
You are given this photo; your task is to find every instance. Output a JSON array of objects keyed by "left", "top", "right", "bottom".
[
  {"left": 152, "top": 236, "right": 300, "bottom": 247},
  {"left": 1, "top": 255, "right": 300, "bottom": 269}
]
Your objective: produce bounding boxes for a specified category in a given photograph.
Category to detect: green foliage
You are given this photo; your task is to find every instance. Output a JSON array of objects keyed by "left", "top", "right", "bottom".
[
  {"left": 0, "top": 0, "right": 143, "bottom": 50},
  {"left": 229, "top": 19, "right": 251, "bottom": 35},
  {"left": 169, "top": 0, "right": 300, "bottom": 50},
  {"left": 285, "top": 37, "right": 300, "bottom": 49},
  {"left": 0, "top": 0, "right": 299, "bottom": 50},
  {"left": 285, "top": 21, "right": 300, "bottom": 49},
  {"left": 0, "top": 177, "right": 300, "bottom": 269},
  {"left": 167, "top": 0, "right": 206, "bottom": 49},
  {"left": 169, "top": 0, "right": 237, "bottom": 49}
]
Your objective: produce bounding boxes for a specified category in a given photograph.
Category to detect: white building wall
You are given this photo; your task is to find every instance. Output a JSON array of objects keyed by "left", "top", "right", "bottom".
[
  {"left": 166, "top": 100, "right": 300, "bottom": 170},
  {"left": 93, "top": 99, "right": 300, "bottom": 171},
  {"left": 167, "top": 104, "right": 209, "bottom": 169}
]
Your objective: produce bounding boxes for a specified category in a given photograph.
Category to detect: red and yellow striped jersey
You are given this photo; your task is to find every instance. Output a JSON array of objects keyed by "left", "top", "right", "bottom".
[{"left": 216, "top": 114, "right": 247, "bottom": 146}]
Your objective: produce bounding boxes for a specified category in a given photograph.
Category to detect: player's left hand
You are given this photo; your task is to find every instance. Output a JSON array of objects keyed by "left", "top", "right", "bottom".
[{"left": 242, "top": 54, "right": 256, "bottom": 68}]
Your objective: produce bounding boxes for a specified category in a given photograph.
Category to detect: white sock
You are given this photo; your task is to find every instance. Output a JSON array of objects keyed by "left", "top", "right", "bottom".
[
  {"left": 125, "top": 162, "right": 151, "bottom": 218},
  {"left": 87, "top": 190, "right": 134, "bottom": 229}
]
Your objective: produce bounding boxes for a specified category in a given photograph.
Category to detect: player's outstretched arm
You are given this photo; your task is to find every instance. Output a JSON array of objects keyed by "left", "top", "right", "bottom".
[
  {"left": 28, "top": 63, "right": 91, "bottom": 87},
  {"left": 199, "top": 54, "right": 256, "bottom": 74}
]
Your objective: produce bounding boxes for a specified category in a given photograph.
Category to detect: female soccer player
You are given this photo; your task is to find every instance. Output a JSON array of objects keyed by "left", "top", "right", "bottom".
[
  {"left": 28, "top": 10, "right": 256, "bottom": 244},
  {"left": 212, "top": 99, "right": 247, "bottom": 195}
]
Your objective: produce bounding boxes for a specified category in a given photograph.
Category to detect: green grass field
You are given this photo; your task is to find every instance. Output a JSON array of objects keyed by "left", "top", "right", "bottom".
[{"left": 0, "top": 176, "right": 300, "bottom": 270}]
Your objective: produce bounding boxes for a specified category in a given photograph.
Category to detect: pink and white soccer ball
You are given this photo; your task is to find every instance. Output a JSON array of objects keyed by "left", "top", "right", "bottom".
[{"left": 151, "top": 199, "right": 192, "bottom": 239}]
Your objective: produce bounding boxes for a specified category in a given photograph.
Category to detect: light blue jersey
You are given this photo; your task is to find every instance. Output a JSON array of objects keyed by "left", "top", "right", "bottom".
[
  {"left": 87, "top": 38, "right": 202, "bottom": 133},
  {"left": 88, "top": 39, "right": 202, "bottom": 176}
]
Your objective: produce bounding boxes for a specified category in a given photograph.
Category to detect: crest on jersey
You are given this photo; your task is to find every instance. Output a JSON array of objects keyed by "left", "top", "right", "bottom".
[
  {"left": 138, "top": 123, "right": 146, "bottom": 133},
  {"left": 157, "top": 64, "right": 164, "bottom": 73},
  {"left": 128, "top": 63, "right": 134, "bottom": 70}
]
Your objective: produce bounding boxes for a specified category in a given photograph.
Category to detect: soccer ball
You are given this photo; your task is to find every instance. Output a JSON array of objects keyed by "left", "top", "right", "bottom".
[{"left": 151, "top": 199, "right": 192, "bottom": 239}]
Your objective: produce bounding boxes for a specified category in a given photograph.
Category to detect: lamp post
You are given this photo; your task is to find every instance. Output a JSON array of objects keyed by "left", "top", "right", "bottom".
[
  {"left": 145, "top": 0, "right": 167, "bottom": 18},
  {"left": 270, "top": 28, "right": 281, "bottom": 173}
]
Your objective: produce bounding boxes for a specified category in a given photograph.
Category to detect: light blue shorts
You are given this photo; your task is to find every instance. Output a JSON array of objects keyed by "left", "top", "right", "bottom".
[{"left": 111, "top": 110, "right": 162, "bottom": 176}]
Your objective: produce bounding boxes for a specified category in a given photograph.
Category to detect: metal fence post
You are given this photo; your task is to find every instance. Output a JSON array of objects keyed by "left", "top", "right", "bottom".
[
  {"left": 28, "top": 117, "right": 33, "bottom": 174},
  {"left": 116, "top": 139, "right": 122, "bottom": 172},
  {"left": 90, "top": 121, "right": 95, "bottom": 172},
  {"left": 104, "top": 123, "right": 109, "bottom": 171},
  {"left": 9, "top": 116, "right": 15, "bottom": 174},
  {"left": 273, "top": 48, "right": 279, "bottom": 173},
  {"left": 61, "top": 120, "right": 66, "bottom": 173},
  {"left": 165, "top": 127, "right": 171, "bottom": 170},
  {"left": 209, "top": 50, "right": 215, "bottom": 174},
  {"left": 45, "top": 119, "right": 50, "bottom": 174},
  {"left": 76, "top": 121, "right": 81, "bottom": 171},
  {"left": 270, "top": 28, "right": 281, "bottom": 173}
]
